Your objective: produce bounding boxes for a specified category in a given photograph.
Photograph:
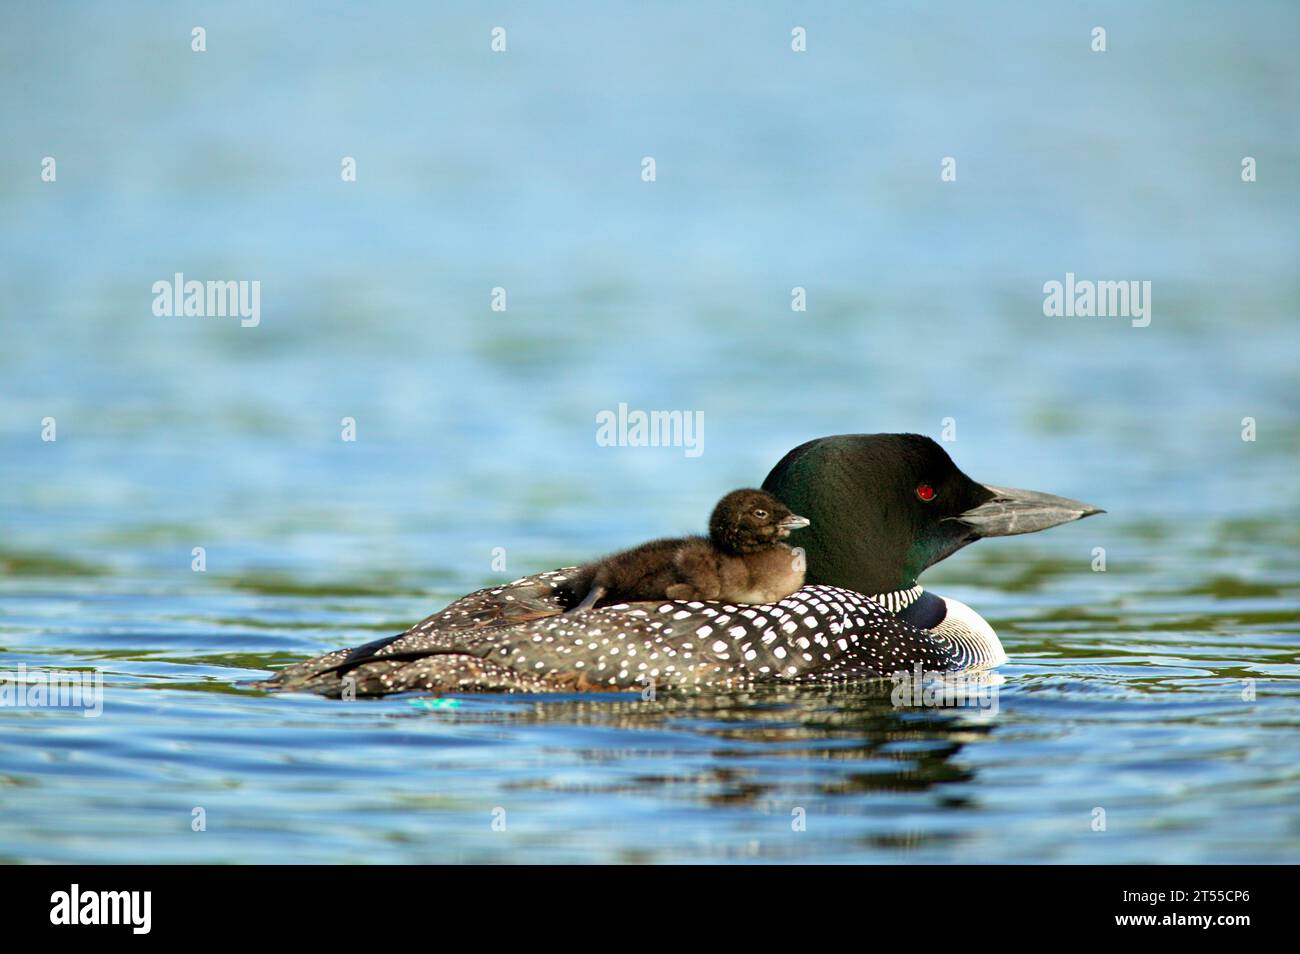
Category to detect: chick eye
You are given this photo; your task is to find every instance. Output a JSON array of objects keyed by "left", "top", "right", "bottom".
[
  {"left": 915, "top": 483, "right": 936, "bottom": 502},
  {"left": 753, "top": 509, "right": 768, "bottom": 518}
]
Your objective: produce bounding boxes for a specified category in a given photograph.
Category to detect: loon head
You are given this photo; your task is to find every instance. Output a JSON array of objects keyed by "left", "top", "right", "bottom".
[
  {"left": 708, "top": 488, "right": 811, "bottom": 555},
  {"left": 761, "top": 433, "right": 1103, "bottom": 595}
]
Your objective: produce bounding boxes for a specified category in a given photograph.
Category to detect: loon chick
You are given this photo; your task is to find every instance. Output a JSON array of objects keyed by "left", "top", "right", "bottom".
[
  {"left": 563, "top": 489, "right": 811, "bottom": 612},
  {"left": 257, "top": 433, "right": 1103, "bottom": 697}
]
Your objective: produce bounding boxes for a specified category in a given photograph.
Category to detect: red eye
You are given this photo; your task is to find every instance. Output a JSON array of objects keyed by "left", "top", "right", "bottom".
[{"left": 916, "top": 483, "right": 936, "bottom": 502}]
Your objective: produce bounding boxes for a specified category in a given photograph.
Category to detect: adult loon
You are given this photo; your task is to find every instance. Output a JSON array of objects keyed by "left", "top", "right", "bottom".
[{"left": 259, "top": 434, "right": 1101, "bottom": 697}]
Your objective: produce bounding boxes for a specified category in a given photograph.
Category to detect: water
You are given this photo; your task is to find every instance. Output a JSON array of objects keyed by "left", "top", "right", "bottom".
[{"left": 1, "top": 1, "right": 1298, "bottom": 863}]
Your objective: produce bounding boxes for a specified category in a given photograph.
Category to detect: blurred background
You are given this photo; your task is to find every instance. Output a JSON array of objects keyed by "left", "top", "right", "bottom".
[{"left": 0, "top": 1, "right": 1296, "bottom": 863}]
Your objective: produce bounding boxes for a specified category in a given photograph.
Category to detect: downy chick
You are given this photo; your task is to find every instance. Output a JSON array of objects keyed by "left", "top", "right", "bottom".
[{"left": 564, "top": 489, "right": 810, "bottom": 612}]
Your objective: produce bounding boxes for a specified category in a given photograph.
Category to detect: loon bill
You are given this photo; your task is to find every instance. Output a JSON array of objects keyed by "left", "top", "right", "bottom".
[{"left": 258, "top": 433, "right": 1102, "bottom": 697}]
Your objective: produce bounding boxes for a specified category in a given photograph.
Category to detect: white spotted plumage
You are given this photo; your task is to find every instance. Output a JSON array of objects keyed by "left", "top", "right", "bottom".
[{"left": 262, "top": 567, "right": 1003, "bottom": 697}]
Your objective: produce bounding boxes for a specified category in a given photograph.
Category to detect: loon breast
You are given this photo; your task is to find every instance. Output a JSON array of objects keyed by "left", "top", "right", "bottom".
[{"left": 904, "top": 593, "right": 1008, "bottom": 670}]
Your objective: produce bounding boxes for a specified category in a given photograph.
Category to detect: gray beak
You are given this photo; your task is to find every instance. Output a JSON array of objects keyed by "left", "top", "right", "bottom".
[
  {"left": 778, "top": 514, "right": 811, "bottom": 530},
  {"left": 952, "top": 485, "right": 1104, "bottom": 537}
]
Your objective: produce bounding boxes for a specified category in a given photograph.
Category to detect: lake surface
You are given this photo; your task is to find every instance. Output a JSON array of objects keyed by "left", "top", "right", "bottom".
[{"left": 1, "top": 2, "right": 1297, "bottom": 863}]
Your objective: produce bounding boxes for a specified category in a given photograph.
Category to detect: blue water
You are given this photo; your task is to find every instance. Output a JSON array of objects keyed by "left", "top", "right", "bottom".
[{"left": 1, "top": 1, "right": 1297, "bottom": 863}]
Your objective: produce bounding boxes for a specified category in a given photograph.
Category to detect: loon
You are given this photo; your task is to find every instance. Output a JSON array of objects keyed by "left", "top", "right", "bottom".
[
  {"left": 563, "top": 488, "right": 810, "bottom": 612},
  {"left": 258, "top": 433, "right": 1101, "bottom": 697}
]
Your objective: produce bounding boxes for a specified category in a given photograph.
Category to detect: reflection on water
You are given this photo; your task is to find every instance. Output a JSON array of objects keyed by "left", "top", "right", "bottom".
[{"left": 3, "top": 546, "right": 1296, "bottom": 864}]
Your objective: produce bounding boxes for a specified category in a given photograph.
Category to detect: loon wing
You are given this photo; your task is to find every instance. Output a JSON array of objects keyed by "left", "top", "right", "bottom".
[
  {"left": 256, "top": 568, "right": 580, "bottom": 691},
  {"left": 258, "top": 569, "right": 973, "bottom": 697}
]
